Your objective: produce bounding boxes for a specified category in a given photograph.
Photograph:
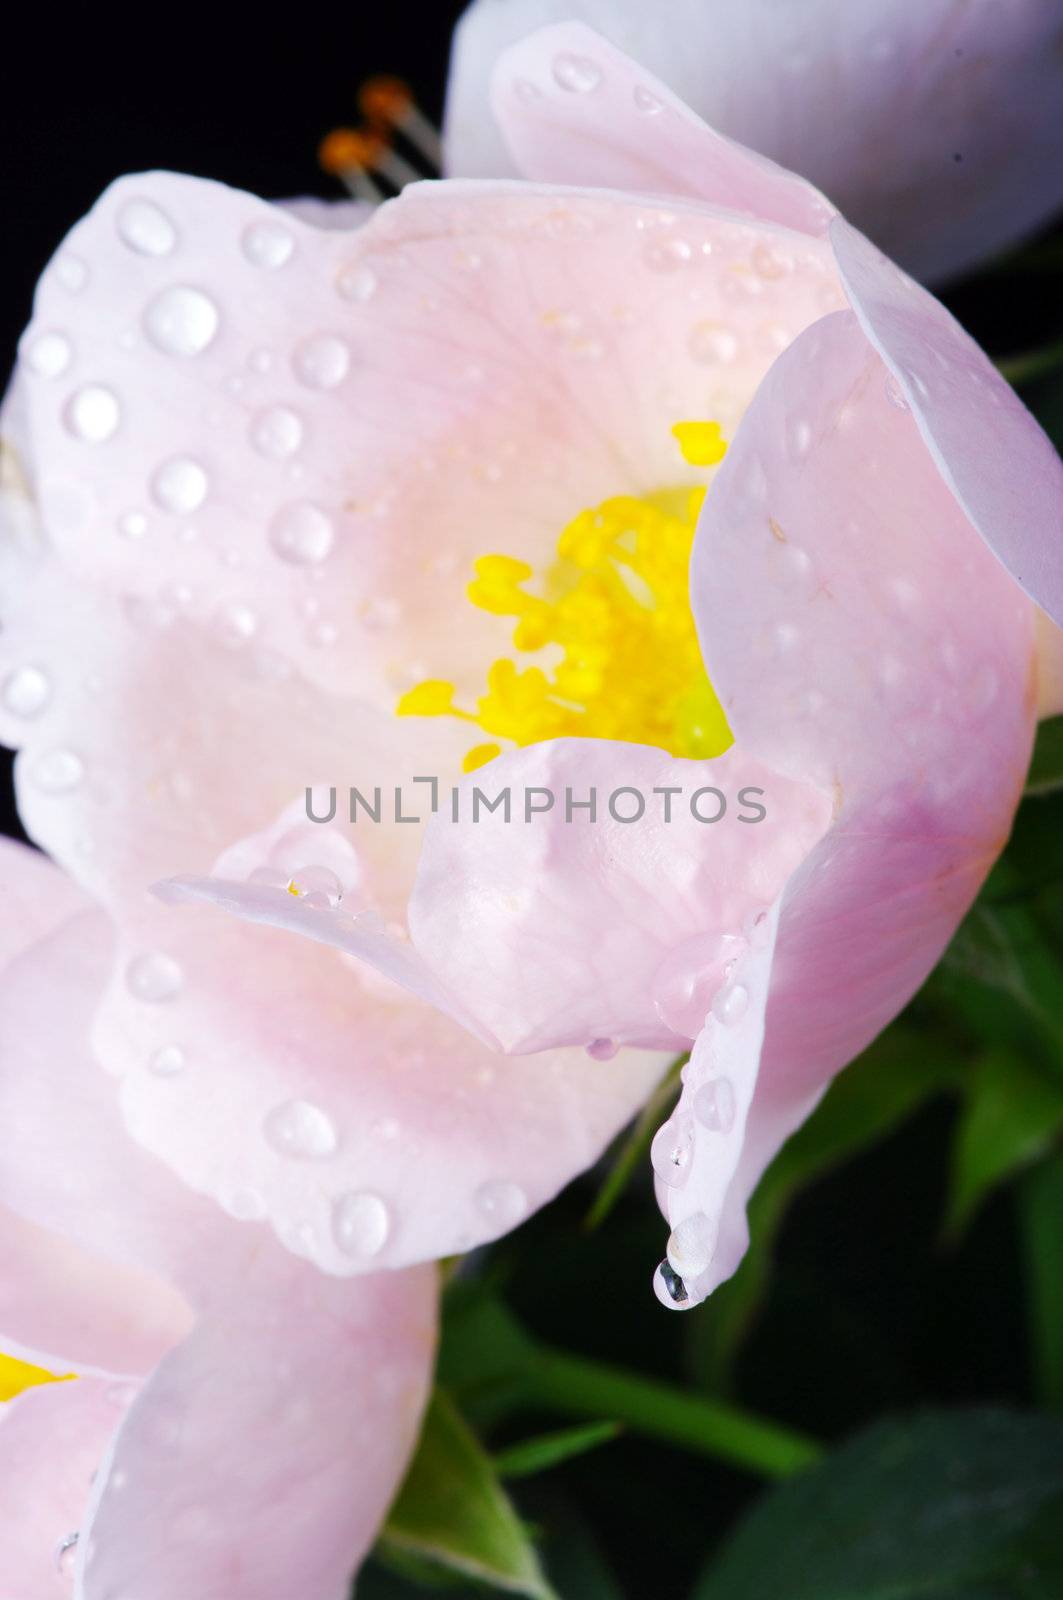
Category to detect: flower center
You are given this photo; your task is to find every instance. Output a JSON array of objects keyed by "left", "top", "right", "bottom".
[{"left": 398, "top": 423, "right": 734, "bottom": 772}]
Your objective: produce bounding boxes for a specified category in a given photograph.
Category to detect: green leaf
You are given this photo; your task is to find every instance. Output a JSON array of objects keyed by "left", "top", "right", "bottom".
[
  {"left": 934, "top": 896, "right": 1063, "bottom": 1073},
  {"left": 378, "top": 1390, "right": 556, "bottom": 1600},
  {"left": 945, "top": 1049, "right": 1063, "bottom": 1238},
  {"left": 1019, "top": 1154, "right": 1063, "bottom": 1409},
  {"left": 692, "top": 1409, "right": 1063, "bottom": 1600},
  {"left": 493, "top": 1421, "right": 621, "bottom": 1480},
  {"left": 1025, "top": 716, "right": 1063, "bottom": 797},
  {"left": 688, "top": 1024, "right": 958, "bottom": 1392},
  {"left": 583, "top": 1054, "right": 685, "bottom": 1230}
]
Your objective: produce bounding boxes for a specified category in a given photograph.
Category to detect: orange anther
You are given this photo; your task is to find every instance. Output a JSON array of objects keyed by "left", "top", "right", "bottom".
[
  {"left": 359, "top": 75, "right": 413, "bottom": 126},
  {"left": 318, "top": 126, "right": 388, "bottom": 176}
]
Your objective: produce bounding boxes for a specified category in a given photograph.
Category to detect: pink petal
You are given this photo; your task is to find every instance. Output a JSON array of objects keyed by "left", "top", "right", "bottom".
[
  {"left": 79, "top": 1265, "right": 436, "bottom": 1600},
  {"left": 446, "top": 3, "right": 1063, "bottom": 281},
  {"left": 0, "top": 1378, "right": 120, "bottom": 1599},
  {"left": 0, "top": 837, "right": 90, "bottom": 960},
  {"left": 407, "top": 738, "right": 831, "bottom": 1051},
  {"left": 481, "top": 20, "right": 834, "bottom": 234},
  {"left": 831, "top": 217, "right": 1063, "bottom": 628},
  {"left": 664, "top": 308, "right": 1036, "bottom": 1304}
]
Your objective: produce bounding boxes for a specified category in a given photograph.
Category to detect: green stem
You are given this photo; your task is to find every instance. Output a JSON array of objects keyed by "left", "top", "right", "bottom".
[
  {"left": 996, "top": 338, "right": 1063, "bottom": 388},
  {"left": 1017, "top": 1152, "right": 1063, "bottom": 1408},
  {"left": 522, "top": 1344, "right": 822, "bottom": 1479}
]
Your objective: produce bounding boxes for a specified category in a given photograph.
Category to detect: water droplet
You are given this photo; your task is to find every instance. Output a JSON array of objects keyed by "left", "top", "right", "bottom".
[
  {"left": 645, "top": 236, "right": 693, "bottom": 271},
  {"left": 711, "top": 983, "right": 748, "bottom": 1026},
  {"left": 55, "top": 1531, "right": 79, "bottom": 1580},
  {"left": 23, "top": 331, "right": 71, "bottom": 378},
  {"left": 752, "top": 241, "right": 792, "bottom": 279},
  {"left": 336, "top": 262, "right": 377, "bottom": 302},
  {"left": 650, "top": 1113, "right": 695, "bottom": 1189},
  {"left": 221, "top": 1187, "right": 267, "bottom": 1221},
  {"left": 475, "top": 1179, "right": 528, "bottom": 1229},
  {"left": 789, "top": 419, "right": 812, "bottom": 457},
  {"left": 241, "top": 219, "right": 294, "bottom": 268},
  {"left": 332, "top": 1190, "right": 390, "bottom": 1258},
  {"left": 688, "top": 321, "right": 738, "bottom": 365},
  {"left": 2, "top": 665, "right": 50, "bottom": 718},
  {"left": 513, "top": 77, "right": 542, "bottom": 103},
  {"left": 143, "top": 285, "right": 219, "bottom": 356},
  {"left": 148, "top": 1044, "right": 185, "bottom": 1076},
  {"left": 63, "top": 385, "right": 120, "bottom": 442},
  {"left": 151, "top": 456, "right": 208, "bottom": 514},
  {"left": 742, "top": 907, "right": 770, "bottom": 947},
  {"left": 288, "top": 864, "right": 343, "bottom": 905},
  {"left": 632, "top": 83, "right": 663, "bottom": 115},
  {"left": 667, "top": 1211, "right": 717, "bottom": 1277},
  {"left": 586, "top": 1036, "right": 618, "bottom": 1061},
  {"left": 126, "top": 952, "right": 183, "bottom": 1002},
  {"left": 118, "top": 509, "right": 148, "bottom": 538},
  {"left": 117, "top": 198, "right": 177, "bottom": 256},
  {"left": 552, "top": 52, "right": 601, "bottom": 92},
  {"left": 250, "top": 405, "right": 304, "bottom": 461},
  {"left": 31, "top": 747, "right": 83, "bottom": 793},
  {"left": 884, "top": 372, "right": 910, "bottom": 411},
  {"left": 269, "top": 501, "right": 335, "bottom": 565},
  {"left": 54, "top": 253, "right": 88, "bottom": 292},
  {"left": 692, "top": 1076, "right": 736, "bottom": 1133},
  {"left": 293, "top": 334, "right": 350, "bottom": 389},
  {"left": 212, "top": 600, "right": 258, "bottom": 647},
  {"left": 263, "top": 1098, "right": 338, "bottom": 1159},
  {"left": 653, "top": 1259, "right": 694, "bottom": 1309}
]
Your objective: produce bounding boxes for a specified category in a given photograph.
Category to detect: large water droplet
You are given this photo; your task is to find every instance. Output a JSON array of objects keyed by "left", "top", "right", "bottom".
[
  {"left": 692, "top": 1076, "right": 736, "bottom": 1133},
  {"left": 151, "top": 456, "right": 208, "bottom": 514},
  {"left": 250, "top": 405, "right": 303, "bottom": 460},
  {"left": 268, "top": 501, "right": 335, "bottom": 565},
  {"left": 667, "top": 1211, "right": 717, "bottom": 1278},
  {"left": 650, "top": 1113, "right": 695, "bottom": 1189},
  {"left": 653, "top": 1259, "right": 696, "bottom": 1309},
  {"left": 31, "top": 748, "right": 83, "bottom": 793},
  {"left": 332, "top": 1191, "right": 390, "bottom": 1258},
  {"left": 2, "top": 665, "right": 51, "bottom": 719},
  {"left": 126, "top": 952, "right": 183, "bottom": 1002},
  {"left": 63, "top": 385, "right": 120, "bottom": 442},
  {"left": 293, "top": 334, "right": 350, "bottom": 389},
  {"left": 23, "top": 331, "right": 71, "bottom": 378},
  {"left": 117, "top": 198, "right": 177, "bottom": 256},
  {"left": 287, "top": 864, "right": 343, "bottom": 905},
  {"left": 143, "top": 286, "right": 219, "bottom": 356},
  {"left": 711, "top": 983, "right": 749, "bottom": 1026},
  {"left": 241, "top": 220, "right": 294, "bottom": 269},
  {"left": 475, "top": 1179, "right": 528, "bottom": 1229},
  {"left": 552, "top": 52, "right": 602, "bottom": 92},
  {"left": 263, "top": 1098, "right": 338, "bottom": 1159}
]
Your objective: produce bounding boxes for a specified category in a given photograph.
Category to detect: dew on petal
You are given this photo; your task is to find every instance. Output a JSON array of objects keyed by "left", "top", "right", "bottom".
[
  {"left": 475, "top": 1179, "right": 528, "bottom": 1229},
  {"left": 268, "top": 501, "right": 335, "bottom": 565},
  {"left": 293, "top": 334, "right": 350, "bottom": 389},
  {"left": 118, "top": 510, "right": 148, "bottom": 539},
  {"left": 117, "top": 198, "right": 177, "bottom": 256},
  {"left": 148, "top": 1044, "right": 185, "bottom": 1077},
  {"left": 586, "top": 1036, "right": 619, "bottom": 1061},
  {"left": 2, "top": 665, "right": 51, "bottom": 719},
  {"left": 650, "top": 1113, "right": 695, "bottom": 1189},
  {"left": 151, "top": 456, "right": 208, "bottom": 514},
  {"left": 63, "top": 385, "right": 120, "bottom": 442},
  {"left": 241, "top": 219, "right": 295, "bottom": 268},
  {"left": 633, "top": 83, "right": 663, "bottom": 115},
  {"left": 693, "top": 1076, "right": 736, "bottom": 1134},
  {"left": 263, "top": 1098, "right": 338, "bottom": 1159},
  {"left": 884, "top": 372, "right": 910, "bottom": 412},
  {"left": 126, "top": 952, "right": 183, "bottom": 1003},
  {"left": 552, "top": 51, "right": 602, "bottom": 92},
  {"left": 688, "top": 322, "right": 738, "bottom": 365},
  {"left": 54, "top": 253, "right": 88, "bottom": 292},
  {"left": 711, "top": 983, "right": 749, "bottom": 1026},
  {"left": 23, "top": 331, "right": 71, "bottom": 378},
  {"left": 30, "top": 748, "right": 83, "bottom": 793},
  {"left": 336, "top": 262, "right": 378, "bottom": 302},
  {"left": 55, "top": 1532, "right": 79, "bottom": 1580},
  {"left": 288, "top": 864, "right": 343, "bottom": 905},
  {"left": 143, "top": 285, "right": 219, "bottom": 356},
  {"left": 332, "top": 1191, "right": 390, "bottom": 1258},
  {"left": 221, "top": 1187, "right": 267, "bottom": 1221},
  {"left": 653, "top": 1259, "right": 696, "bottom": 1310},
  {"left": 212, "top": 600, "right": 258, "bottom": 647},
  {"left": 645, "top": 236, "right": 693, "bottom": 271},
  {"left": 250, "top": 405, "right": 304, "bottom": 460},
  {"left": 667, "top": 1210, "right": 717, "bottom": 1278}
]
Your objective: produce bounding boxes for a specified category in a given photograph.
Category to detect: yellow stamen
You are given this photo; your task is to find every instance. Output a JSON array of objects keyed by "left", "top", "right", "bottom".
[
  {"left": 398, "top": 424, "right": 734, "bottom": 766},
  {"left": 0, "top": 1352, "right": 68, "bottom": 1401}
]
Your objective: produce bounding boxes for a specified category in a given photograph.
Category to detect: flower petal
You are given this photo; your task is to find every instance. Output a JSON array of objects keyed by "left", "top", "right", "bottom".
[
  {"left": 79, "top": 1265, "right": 436, "bottom": 1600},
  {"left": 831, "top": 217, "right": 1063, "bottom": 628},
  {"left": 446, "top": 2, "right": 1063, "bottom": 281},
  {"left": 480, "top": 20, "right": 834, "bottom": 235},
  {"left": 0, "top": 1378, "right": 119, "bottom": 1599},
  {"left": 670, "top": 308, "right": 1035, "bottom": 1299}
]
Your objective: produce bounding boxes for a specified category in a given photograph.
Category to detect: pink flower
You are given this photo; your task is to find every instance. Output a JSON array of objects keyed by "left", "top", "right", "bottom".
[
  {"left": 2, "top": 13, "right": 1060, "bottom": 1356},
  {"left": 0, "top": 839, "right": 435, "bottom": 1597},
  {"left": 445, "top": 0, "right": 1063, "bottom": 283}
]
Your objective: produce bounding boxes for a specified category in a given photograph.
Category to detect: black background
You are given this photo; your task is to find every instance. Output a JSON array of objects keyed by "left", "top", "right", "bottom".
[{"left": 2, "top": 12, "right": 1061, "bottom": 1597}]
